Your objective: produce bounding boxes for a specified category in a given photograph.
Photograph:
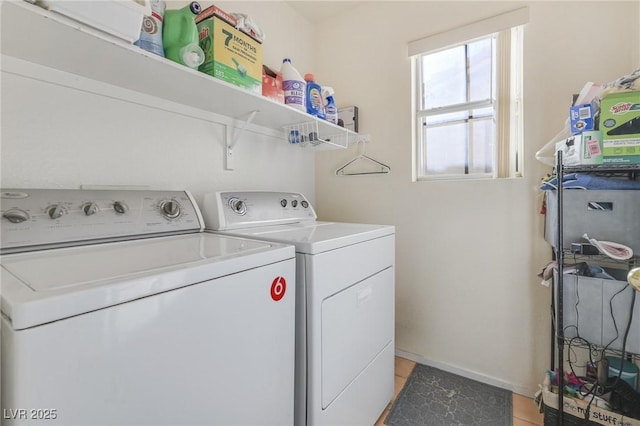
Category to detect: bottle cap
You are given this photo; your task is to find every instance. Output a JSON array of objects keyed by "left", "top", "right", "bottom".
[
  {"left": 304, "top": 73, "right": 315, "bottom": 81},
  {"left": 180, "top": 43, "right": 205, "bottom": 68},
  {"left": 189, "top": 1, "right": 201, "bottom": 14}
]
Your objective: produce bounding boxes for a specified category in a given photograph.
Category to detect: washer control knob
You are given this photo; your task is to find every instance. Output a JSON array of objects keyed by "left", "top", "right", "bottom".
[
  {"left": 83, "top": 202, "right": 100, "bottom": 216},
  {"left": 3, "top": 209, "right": 30, "bottom": 223},
  {"left": 160, "top": 200, "right": 181, "bottom": 219},
  {"left": 228, "top": 198, "right": 247, "bottom": 215},
  {"left": 291, "top": 200, "right": 298, "bottom": 208},
  {"left": 47, "top": 204, "right": 64, "bottom": 220},
  {"left": 280, "top": 199, "right": 287, "bottom": 208},
  {"left": 113, "top": 201, "right": 128, "bottom": 214},
  {"left": 301, "top": 200, "right": 309, "bottom": 209}
]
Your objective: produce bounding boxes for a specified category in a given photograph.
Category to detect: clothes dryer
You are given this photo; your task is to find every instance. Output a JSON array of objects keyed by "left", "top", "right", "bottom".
[
  {"left": 0, "top": 188, "right": 295, "bottom": 426},
  {"left": 202, "top": 191, "right": 395, "bottom": 426}
]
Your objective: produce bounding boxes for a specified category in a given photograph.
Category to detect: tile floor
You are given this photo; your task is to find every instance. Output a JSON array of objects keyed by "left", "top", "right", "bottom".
[{"left": 375, "top": 357, "right": 544, "bottom": 426}]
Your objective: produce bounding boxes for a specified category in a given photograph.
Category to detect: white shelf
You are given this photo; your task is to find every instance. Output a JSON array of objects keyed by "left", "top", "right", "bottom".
[{"left": 0, "top": 1, "right": 355, "bottom": 148}]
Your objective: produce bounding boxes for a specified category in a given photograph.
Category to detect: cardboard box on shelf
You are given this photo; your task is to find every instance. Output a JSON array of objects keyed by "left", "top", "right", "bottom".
[
  {"left": 338, "top": 106, "right": 358, "bottom": 132},
  {"left": 262, "top": 65, "right": 284, "bottom": 103},
  {"left": 555, "top": 131, "right": 603, "bottom": 166},
  {"left": 195, "top": 3, "right": 235, "bottom": 25},
  {"left": 570, "top": 104, "right": 595, "bottom": 134},
  {"left": 542, "top": 373, "right": 640, "bottom": 426},
  {"left": 600, "top": 91, "right": 640, "bottom": 165},
  {"left": 196, "top": 5, "right": 262, "bottom": 94}
]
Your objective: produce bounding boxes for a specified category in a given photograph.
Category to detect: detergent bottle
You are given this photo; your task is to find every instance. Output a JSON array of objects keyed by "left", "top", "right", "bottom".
[
  {"left": 281, "top": 58, "right": 306, "bottom": 111},
  {"left": 162, "top": 2, "right": 204, "bottom": 68},
  {"left": 304, "top": 74, "right": 325, "bottom": 119},
  {"left": 134, "top": 0, "right": 166, "bottom": 57},
  {"left": 322, "top": 86, "right": 338, "bottom": 125}
]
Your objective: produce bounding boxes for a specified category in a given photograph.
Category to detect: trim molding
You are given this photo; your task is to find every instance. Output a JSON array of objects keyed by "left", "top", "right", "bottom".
[
  {"left": 395, "top": 348, "right": 539, "bottom": 398},
  {"left": 407, "top": 7, "right": 529, "bottom": 56}
]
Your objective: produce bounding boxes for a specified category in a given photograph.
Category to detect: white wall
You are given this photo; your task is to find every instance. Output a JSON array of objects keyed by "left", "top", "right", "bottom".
[
  {"left": 314, "top": 1, "right": 639, "bottom": 396},
  {"left": 1, "top": 1, "right": 318, "bottom": 205}
]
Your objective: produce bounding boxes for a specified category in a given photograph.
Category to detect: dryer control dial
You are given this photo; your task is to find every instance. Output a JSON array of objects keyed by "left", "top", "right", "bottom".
[
  {"left": 82, "top": 202, "right": 100, "bottom": 216},
  {"left": 160, "top": 200, "right": 181, "bottom": 219},
  {"left": 228, "top": 198, "right": 247, "bottom": 215},
  {"left": 113, "top": 201, "right": 128, "bottom": 214},
  {"left": 3, "top": 209, "right": 30, "bottom": 224},
  {"left": 47, "top": 204, "right": 65, "bottom": 220}
]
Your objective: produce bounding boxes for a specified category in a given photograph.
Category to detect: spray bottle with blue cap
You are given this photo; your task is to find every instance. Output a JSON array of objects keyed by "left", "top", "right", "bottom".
[{"left": 323, "top": 86, "right": 338, "bottom": 125}]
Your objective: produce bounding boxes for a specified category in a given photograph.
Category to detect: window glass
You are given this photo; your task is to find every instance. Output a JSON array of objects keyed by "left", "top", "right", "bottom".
[
  {"left": 469, "top": 117, "right": 495, "bottom": 174},
  {"left": 422, "top": 117, "right": 495, "bottom": 176},
  {"left": 423, "top": 120, "right": 467, "bottom": 175},
  {"left": 410, "top": 10, "right": 527, "bottom": 180},
  {"left": 468, "top": 38, "right": 493, "bottom": 102},
  {"left": 421, "top": 46, "right": 466, "bottom": 109},
  {"left": 414, "top": 30, "right": 521, "bottom": 180}
]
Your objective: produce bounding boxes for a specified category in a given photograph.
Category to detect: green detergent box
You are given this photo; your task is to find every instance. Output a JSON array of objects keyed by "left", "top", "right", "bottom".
[
  {"left": 600, "top": 91, "right": 640, "bottom": 164},
  {"left": 196, "top": 5, "right": 262, "bottom": 94}
]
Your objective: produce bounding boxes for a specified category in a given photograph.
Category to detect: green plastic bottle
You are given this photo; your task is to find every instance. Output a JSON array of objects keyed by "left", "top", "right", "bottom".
[{"left": 162, "top": 2, "right": 204, "bottom": 68}]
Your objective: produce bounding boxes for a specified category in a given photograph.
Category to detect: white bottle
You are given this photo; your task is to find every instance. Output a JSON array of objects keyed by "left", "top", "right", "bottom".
[{"left": 280, "top": 58, "right": 306, "bottom": 111}]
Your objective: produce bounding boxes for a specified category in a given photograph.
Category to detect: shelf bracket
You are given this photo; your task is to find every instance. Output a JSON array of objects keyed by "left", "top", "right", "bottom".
[{"left": 225, "top": 109, "right": 259, "bottom": 170}]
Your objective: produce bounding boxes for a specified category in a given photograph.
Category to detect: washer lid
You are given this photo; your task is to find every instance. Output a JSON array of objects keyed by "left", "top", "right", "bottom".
[
  {"left": 215, "top": 221, "right": 395, "bottom": 254},
  {"left": 1, "top": 233, "right": 294, "bottom": 330}
]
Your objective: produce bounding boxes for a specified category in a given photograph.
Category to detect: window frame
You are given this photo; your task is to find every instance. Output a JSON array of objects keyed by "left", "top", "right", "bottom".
[
  {"left": 414, "top": 34, "right": 498, "bottom": 180},
  {"left": 409, "top": 8, "right": 527, "bottom": 182}
]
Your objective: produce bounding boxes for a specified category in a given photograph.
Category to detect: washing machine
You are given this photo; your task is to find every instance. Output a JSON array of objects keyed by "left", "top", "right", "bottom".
[
  {"left": 0, "top": 188, "right": 296, "bottom": 426},
  {"left": 202, "top": 191, "right": 395, "bottom": 426}
]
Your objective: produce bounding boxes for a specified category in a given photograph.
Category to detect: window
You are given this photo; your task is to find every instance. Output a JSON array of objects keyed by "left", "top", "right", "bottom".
[{"left": 410, "top": 8, "right": 528, "bottom": 180}]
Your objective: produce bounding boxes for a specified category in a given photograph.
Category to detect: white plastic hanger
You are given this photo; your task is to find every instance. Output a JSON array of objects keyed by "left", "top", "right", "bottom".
[{"left": 335, "top": 138, "right": 390, "bottom": 176}]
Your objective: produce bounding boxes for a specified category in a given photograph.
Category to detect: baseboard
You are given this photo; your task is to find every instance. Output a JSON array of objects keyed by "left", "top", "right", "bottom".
[{"left": 395, "top": 348, "right": 538, "bottom": 398}]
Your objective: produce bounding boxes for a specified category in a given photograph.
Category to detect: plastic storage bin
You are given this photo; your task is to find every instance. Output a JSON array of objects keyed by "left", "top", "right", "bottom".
[
  {"left": 607, "top": 356, "right": 639, "bottom": 391},
  {"left": 557, "top": 271, "right": 640, "bottom": 354},
  {"left": 544, "top": 190, "right": 640, "bottom": 254}
]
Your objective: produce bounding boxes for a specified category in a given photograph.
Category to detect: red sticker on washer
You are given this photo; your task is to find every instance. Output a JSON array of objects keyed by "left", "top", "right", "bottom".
[{"left": 270, "top": 277, "right": 286, "bottom": 301}]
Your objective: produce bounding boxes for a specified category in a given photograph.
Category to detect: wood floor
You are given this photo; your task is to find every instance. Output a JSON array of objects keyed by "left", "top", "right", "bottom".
[{"left": 375, "top": 357, "right": 544, "bottom": 426}]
